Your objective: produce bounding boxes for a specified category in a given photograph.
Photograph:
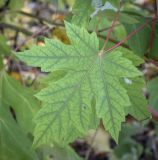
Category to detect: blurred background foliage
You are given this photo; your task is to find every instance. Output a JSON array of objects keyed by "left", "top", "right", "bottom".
[{"left": 0, "top": 0, "right": 158, "bottom": 159}]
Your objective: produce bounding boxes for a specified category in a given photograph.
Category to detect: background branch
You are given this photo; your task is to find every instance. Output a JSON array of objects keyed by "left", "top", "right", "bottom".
[
  {"left": 17, "top": 11, "right": 64, "bottom": 27},
  {"left": 0, "top": 22, "right": 32, "bottom": 35}
]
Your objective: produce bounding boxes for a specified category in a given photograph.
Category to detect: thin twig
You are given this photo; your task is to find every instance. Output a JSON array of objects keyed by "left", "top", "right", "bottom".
[
  {"left": 17, "top": 11, "right": 64, "bottom": 27},
  {"left": 98, "top": 23, "right": 120, "bottom": 33},
  {"left": 0, "top": 22, "right": 32, "bottom": 35},
  {"left": 13, "top": 31, "right": 19, "bottom": 49},
  {"left": 105, "top": 18, "right": 153, "bottom": 53},
  {"left": 102, "top": 1, "right": 123, "bottom": 52},
  {"left": 15, "top": 25, "right": 50, "bottom": 51},
  {"left": 147, "top": 10, "right": 157, "bottom": 55},
  {"left": 13, "top": 26, "right": 51, "bottom": 85},
  {"left": 98, "top": 34, "right": 130, "bottom": 49},
  {"left": 85, "top": 128, "right": 99, "bottom": 160}
]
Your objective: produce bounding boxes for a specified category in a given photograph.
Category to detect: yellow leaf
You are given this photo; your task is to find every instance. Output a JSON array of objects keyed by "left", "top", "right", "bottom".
[
  {"left": 53, "top": 27, "right": 70, "bottom": 44},
  {"left": 10, "top": 72, "right": 22, "bottom": 81}
]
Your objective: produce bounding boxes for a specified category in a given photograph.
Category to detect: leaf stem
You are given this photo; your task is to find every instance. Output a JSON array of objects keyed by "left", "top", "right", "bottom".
[
  {"left": 102, "top": 1, "right": 123, "bottom": 52},
  {"left": 105, "top": 18, "right": 154, "bottom": 53},
  {"left": 98, "top": 34, "right": 130, "bottom": 49},
  {"left": 147, "top": 12, "right": 157, "bottom": 55},
  {"left": 98, "top": 23, "right": 120, "bottom": 33}
]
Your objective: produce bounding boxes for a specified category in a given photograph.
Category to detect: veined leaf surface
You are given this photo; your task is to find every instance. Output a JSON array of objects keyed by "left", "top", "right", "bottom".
[{"left": 17, "top": 22, "right": 146, "bottom": 147}]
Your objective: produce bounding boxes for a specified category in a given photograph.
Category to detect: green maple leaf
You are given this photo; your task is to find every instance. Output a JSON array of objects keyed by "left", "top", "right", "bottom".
[
  {"left": 122, "top": 77, "right": 151, "bottom": 120},
  {"left": 17, "top": 22, "right": 144, "bottom": 147}
]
